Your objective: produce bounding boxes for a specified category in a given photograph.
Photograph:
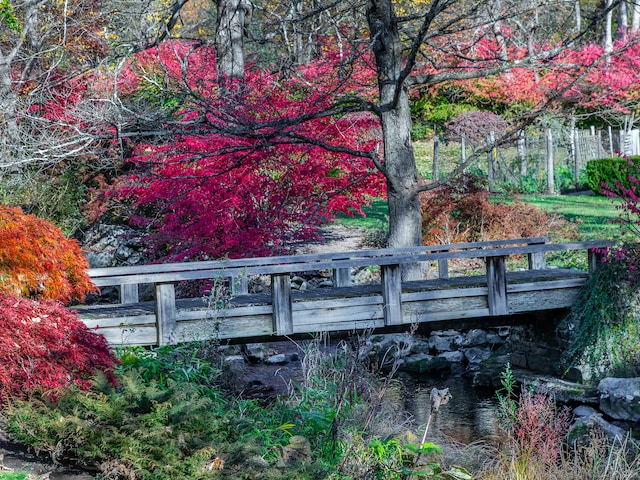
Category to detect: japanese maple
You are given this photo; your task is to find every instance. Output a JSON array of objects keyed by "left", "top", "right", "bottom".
[
  {"left": 0, "top": 205, "right": 96, "bottom": 303},
  {"left": 108, "top": 41, "right": 385, "bottom": 261},
  {"left": 0, "top": 294, "right": 118, "bottom": 404}
]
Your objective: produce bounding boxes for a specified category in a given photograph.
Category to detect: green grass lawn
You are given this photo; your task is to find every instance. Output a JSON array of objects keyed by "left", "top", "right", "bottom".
[
  {"left": 334, "top": 193, "right": 623, "bottom": 243},
  {"left": 517, "top": 193, "right": 622, "bottom": 241}
]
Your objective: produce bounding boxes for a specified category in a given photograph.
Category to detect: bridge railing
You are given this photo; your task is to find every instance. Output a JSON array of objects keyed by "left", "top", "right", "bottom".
[{"left": 82, "top": 237, "right": 615, "bottom": 345}]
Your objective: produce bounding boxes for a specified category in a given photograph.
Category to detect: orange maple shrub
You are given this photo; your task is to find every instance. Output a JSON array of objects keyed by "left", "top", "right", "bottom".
[{"left": 0, "top": 205, "right": 96, "bottom": 304}]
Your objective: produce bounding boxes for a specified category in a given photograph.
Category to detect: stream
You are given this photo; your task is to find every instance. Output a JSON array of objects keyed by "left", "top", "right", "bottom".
[{"left": 400, "top": 373, "right": 502, "bottom": 444}]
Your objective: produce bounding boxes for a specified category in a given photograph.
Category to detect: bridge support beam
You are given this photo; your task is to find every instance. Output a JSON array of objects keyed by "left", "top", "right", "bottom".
[
  {"left": 486, "top": 256, "right": 508, "bottom": 316},
  {"left": 155, "top": 282, "right": 176, "bottom": 345},
  {"left": 382, "top": 264, "right": 403, "bottom": 325},
  {"left": 272, "top": 274, "right": 294, "bottom": 335}
]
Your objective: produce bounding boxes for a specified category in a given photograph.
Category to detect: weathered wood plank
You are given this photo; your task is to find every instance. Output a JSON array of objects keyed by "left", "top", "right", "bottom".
[
  {"left": 437, "top": 259, "right": 449, "bottom": 279},
  {"left": 403, "top": 305, "right": 491, "bottom": 323},
  {"left": 272, "top": 273, "right": 293, "bottom": 335},
  {"left": 88, "top": 236, "right": 552, "bottom": 279},
  {"left": 120, "top": 284, "right": 139, "bottom": 303},
  {"left": 332, "top": 267, "right": 351, "bottom": 287},
  {"left": 176, "top": 304, "right": 272, "bottom": 321},
  {"left": 486, "top": 256, "right": 508, "bottom": 316},
  {"left": 94, "top": 326, "right": 158, "bottom": 346},
  {"left": 175, "top": 315, "right": 273, "bottom": 341},
  {"left": 402, "top": 287, "right": 488, "bottom": 302},
  {"left": 382, "top": 264, "right": 402, "bottom": 326},
  {"left": 293, "top": 319, "right": 384, "bottom": 333},
  {"left": 508, "top": 288, "right": 584, "bottom": 313},
  {"left": 528, "top": 252, "right": 547, "bottom": 270},
  {"left": 507, "top": 278, "right": 587, "bottom": 293},
  {"left": 155, "top": 283, "right": 176, "bottom": 346},
  {"left": 80, "top": 314, "right": 156, "bottom": 329},
  {"left": 88, "top": 240, "right": 613, "bottom": 287},
  {"left": 293, "top": 304, "right": 384, "bottom": 327}
]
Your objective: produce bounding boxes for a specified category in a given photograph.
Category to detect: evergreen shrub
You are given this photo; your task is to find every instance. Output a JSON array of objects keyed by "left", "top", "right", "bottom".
[{"left": 585, "top": 157, "right": 640, "bottom": 195}]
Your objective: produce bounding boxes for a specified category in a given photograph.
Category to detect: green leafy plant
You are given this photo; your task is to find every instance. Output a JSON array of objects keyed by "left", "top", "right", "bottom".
[
  {"left": 560, "top": 258, "right": 640, "bottom": 382},
  {"left": 585, "top": 157, "right": 640, "bottom": 195}
]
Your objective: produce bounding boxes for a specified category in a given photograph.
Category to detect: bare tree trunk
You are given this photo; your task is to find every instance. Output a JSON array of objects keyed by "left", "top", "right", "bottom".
[
  {"left": 575, "top": 0, "right": 582, "bottom": 32},
  {"left": 617, "top": 0, "right": 629, "bottom": 38},
  {"left": 632, "top": 0, "right": 640, "bottom": 31},
  {"left": 367, "top": 0, "right": 423, "bottom": 278},
  {"left": 605, "top": 0, "right": 614, "bottom": 61},
  {"left": 215, "top": 0, "right": 251, "bottom": 94}
]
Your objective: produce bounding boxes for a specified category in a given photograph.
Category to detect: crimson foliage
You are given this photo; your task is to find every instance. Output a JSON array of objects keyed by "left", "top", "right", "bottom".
[
  {"left": 108, "top": 41, "right": 384, "bottom": 261},
  {"left": 0, "top": 294, "right": 118, "bottom": 404}
]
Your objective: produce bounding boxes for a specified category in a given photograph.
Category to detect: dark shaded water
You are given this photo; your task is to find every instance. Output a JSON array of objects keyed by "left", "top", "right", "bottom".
[{"left": 400, "top": 373, "right": 502, "bottom": 444}]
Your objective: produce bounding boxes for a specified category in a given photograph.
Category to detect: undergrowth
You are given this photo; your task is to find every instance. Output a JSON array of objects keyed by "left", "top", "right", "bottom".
[
  {"left": 560, "top": 255, "right": 640, "bottom": 383},
  {"left": 2, "top": 336, "right": 468, "bottom": 479}
]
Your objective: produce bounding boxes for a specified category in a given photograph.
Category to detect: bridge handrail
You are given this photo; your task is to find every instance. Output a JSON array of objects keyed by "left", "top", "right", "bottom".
[
  {"left": 79, "top": 237, "right": 615, "bottom": 346},
  {"left": 88, "top": 238, "right": 612, "bottom": 287}
]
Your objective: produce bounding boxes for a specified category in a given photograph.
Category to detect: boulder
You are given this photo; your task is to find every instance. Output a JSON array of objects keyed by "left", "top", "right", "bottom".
[
  {"left": 598, "top": 377, "right": 640, "bottom": 422},
  {"left": 399, "top": 356, "right": 451, "bottom": 376}
]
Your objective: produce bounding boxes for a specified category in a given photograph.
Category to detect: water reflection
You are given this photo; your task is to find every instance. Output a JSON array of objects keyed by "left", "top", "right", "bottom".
[{"left": 401, "top": 373, "right": 502, "bottom": 444}]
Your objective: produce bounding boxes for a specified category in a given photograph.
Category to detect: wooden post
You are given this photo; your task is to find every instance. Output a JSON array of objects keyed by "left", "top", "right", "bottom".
[
  {"left": 528, "top": 252, "right": 546, "bottom": 270},
  {"left": 486, "top": 256, "right": 508, "bottom": 316},
  {"left": 332, "top": 267, "right": 351, "bottom": 287},
  {"left": 437, "top": 258, "right": 449, "bottom": 279},
  {"left": 433, "top": 128, "right": 440, "bottom": 181},
  {"left": 528, "top": 241, "right": 547, "bottom": 270},
  {"left": 518, "top": 129, "right": 527, "bottom": 177},
  {"left": 381, "top": 264, "right": 403, "bottom": 326},
  {"left": 155, "top": 283, "right": 176, "bottom": 346},
  {"left": 231, "top": 275, "right": 249, "bottom": 295},
  {"left": 546, "top": 128, "right": 555, "bottom": 194},
  {"left": 120, "top": 284, "right": 139, "bottom": 304},
  {"left": 488, "top": 131, "right": 496, "bottom": 192},
  {"left": 461, "top": 132, "right": 466, "bottom": 164},
  {"left": 588, "top": 248, "right": 607, "bottom": 272},
  {"left": 272, "top": 273, "right": 293, "bottom": 335}
]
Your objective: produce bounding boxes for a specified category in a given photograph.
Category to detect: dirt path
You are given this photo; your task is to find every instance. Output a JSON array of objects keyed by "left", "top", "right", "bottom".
[{"left": 294, "top": 223, "right": 368, "bottom": 255}]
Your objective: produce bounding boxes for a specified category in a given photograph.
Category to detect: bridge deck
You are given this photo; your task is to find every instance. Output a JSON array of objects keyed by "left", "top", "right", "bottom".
[{"left": 75, "top": 267, "right": 589, "bottom": 346}]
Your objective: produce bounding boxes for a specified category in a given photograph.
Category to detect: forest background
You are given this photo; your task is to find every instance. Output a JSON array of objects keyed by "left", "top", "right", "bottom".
[{"left": 1, "top": 0, "right": 640, "bottom": 268}]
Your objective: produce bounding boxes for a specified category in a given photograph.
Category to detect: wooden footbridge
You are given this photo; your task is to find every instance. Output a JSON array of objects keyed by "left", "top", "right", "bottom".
[{"left": 74, "top": 237, "right": 613, "bottom": 346}]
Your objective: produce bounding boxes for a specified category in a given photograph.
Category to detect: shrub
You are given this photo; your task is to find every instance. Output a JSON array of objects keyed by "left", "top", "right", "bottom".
[
  {"left": 585, "top": 157, "right": 640, "bottom": 195},
  {"left": 0, "top": 205, "right": 95, "bottom": 303},
  {"left": 0, "top": 294, "right": 118, "bottom": 404},
  {"left": 420, "top": 174, "right": 578, "bottom": 245},
  {"left": 444, "top": 111, "right": 508, "bottom": 146}
]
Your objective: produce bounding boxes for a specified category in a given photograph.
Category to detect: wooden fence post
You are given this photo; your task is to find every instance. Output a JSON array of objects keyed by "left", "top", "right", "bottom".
[
  {"left": 272, "top": 273, "right": 294, "bottom": 335},
  {"left": 155, "top": 283, "right": 176, "bottom": 346},
  {"left": 546, "top": 128, "right": 555, "bottom": 194},
  {"left": 381, "top": 264, "right": 403, "bottom": 326},
  {"left": 488, "top": 131, "right": 496, "bottom": 192},
  {"left": 486, "top": 256, "right": 508, "bottom": 316}
]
